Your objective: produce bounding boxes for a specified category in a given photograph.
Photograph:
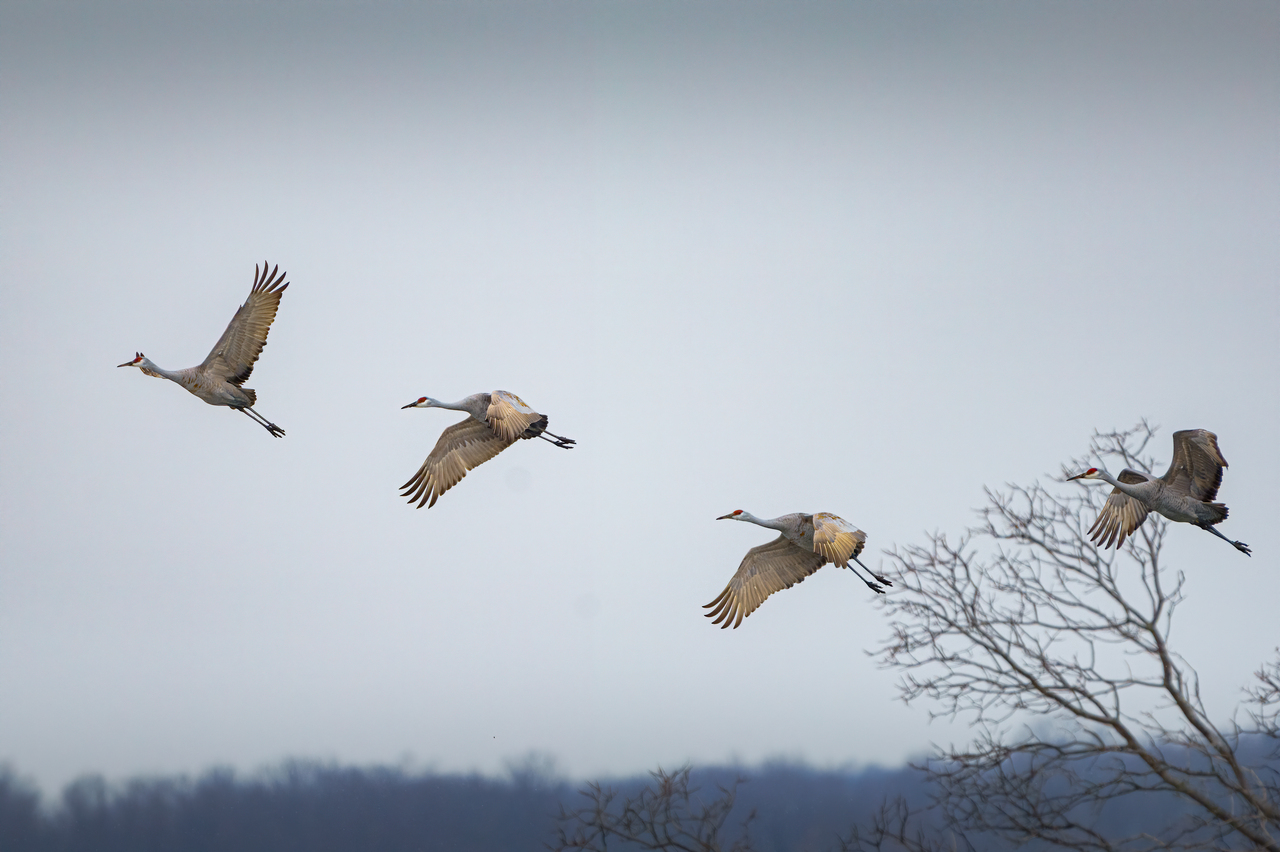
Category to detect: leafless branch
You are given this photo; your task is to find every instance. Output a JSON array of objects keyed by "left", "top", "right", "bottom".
[
  {"left": 863, "top": 422, "right": 1279, "bottom": 852},
  {"left": 551, "top": 766, "right": 756, "bottom": 852}
]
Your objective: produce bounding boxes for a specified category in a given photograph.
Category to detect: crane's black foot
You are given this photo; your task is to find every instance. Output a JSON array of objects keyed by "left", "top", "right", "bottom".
[
  {"left": 1233, "top": 540, "right": 1252, "bottom": 556},
  {"left": 265, "top": 422, "right": 285, "bottom": 438},
  {"left": 865, "top": 580, "right": 886, "bottom": 595},
  {"left": 539, "top": 432, "right": 576, "bottom": 449}
]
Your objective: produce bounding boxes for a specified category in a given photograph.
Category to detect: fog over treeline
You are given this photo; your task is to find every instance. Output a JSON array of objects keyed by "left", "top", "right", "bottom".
[{"left": 2, "top": 749, "right": 1263, "bottom": 852}]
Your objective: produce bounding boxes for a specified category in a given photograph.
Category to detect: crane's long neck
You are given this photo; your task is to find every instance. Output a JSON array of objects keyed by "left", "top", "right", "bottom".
[
  {"left": 427, "top": 397, "right": 480, "bottom": 414},
  {"left": 139, "top": 358, "right": 183, "bottom": 383},
  {"left": 1095, "top": 469, "right": 1145, "bottom": 498},
  {"left": 738, "top": 512, "right": 786, "bottom": 532}
]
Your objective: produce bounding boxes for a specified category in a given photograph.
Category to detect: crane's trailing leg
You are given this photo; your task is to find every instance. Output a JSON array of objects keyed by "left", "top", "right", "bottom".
[
  {"left": 537, "top": 431, "right": 576, "bottom": 449},
  {"left": 847, "top": 559, "right": 886, "bottom": 594},
  {"left": 852, "top": 555, "right": 893, "bottom": 588},
  {"left": 1198, "top": 523, "right": 1251, "bottom": 556},
  {"left": 238, "top": 407, "right": 285, "bottom": 438}
]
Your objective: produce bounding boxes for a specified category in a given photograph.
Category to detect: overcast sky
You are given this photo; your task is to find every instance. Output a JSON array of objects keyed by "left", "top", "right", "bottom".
[{"left": 2, "top": 1, "right": 1277, "bottom": 794}]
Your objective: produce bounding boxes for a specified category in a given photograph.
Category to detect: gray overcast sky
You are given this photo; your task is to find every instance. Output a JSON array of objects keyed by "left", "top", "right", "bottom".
[{"left": 2, "top": 2, "right": 1277, "bottom": 794}]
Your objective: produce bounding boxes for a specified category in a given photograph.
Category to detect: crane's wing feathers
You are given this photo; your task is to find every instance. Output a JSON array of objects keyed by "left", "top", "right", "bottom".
[
  {"left": 1163, "top": 429, "right": 1227, "bottom": 502},
  {"left": 811, "top": 512, "right": 867, "bottom": 568},
  {"left": 703, "top": 536, "right": 827, "bottom": 629},
  {"left": 1087, "top": 468, "right": 1151, "bottom": 550},
  {"left": 401, "top": 418, "right": 515, "bottom": 508},
  {"left": 486, "top": 390, "right": 543, "bottom": 442},
  {"left": 201, "top": 262, "right": 288, "bottom": 386}
]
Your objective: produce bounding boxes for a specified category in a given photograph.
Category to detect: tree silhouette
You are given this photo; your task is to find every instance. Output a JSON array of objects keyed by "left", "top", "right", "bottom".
[{"left": 846, "top": 423, "right": 1279, "bottom": 851}]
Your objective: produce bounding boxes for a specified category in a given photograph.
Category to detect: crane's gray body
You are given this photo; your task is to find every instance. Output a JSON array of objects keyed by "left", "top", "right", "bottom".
[
  {"left": 1112, "top": 474, "right": 1228, "bottom": 527},
  {"left": 134, "top": 361, "right": 257, "bottom": 409}
]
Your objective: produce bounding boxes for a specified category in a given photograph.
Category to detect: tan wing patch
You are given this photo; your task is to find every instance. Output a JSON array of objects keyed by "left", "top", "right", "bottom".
[
  {"left": 811, "top": 512, "right": 867, "bottom": 568},
  {"left": 401, "top": 418, "right": 515, "bottom": 508},
  {"left": 703, "top": 536, "right": 827, "bottom": 629},
  {"left": 486, "top": 390, "right": 542, "bottom": 442}
]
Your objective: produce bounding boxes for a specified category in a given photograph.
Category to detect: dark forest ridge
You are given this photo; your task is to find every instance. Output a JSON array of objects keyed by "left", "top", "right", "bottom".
[{"left": 2, "top": 749, "right": 1261, "bottom": 852}]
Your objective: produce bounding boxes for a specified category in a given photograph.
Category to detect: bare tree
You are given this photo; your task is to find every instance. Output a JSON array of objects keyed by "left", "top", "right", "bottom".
[
  {"left": 551, "top": 766, "right": 756, "bottom": 852},
  {"left": 846, "top": 423, "right": 1280, "bottom": 852}
]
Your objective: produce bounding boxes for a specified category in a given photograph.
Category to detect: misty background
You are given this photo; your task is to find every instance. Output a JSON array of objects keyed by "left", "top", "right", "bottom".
[{"left": 1, "top": 0, "right": 1277, "bottom": 804}]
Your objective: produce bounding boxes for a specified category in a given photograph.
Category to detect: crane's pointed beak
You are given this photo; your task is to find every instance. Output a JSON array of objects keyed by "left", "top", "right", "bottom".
[
  {"left": 715, "top": 513, "right": 734, "bottom": 520},
  {"left": 117, "top": 360, "right": 135, "bottom": 368},
  {"left": 401, "top": 402, "right": 417, "bottom": 409},
  {"left": 1066, "top": 472, "right": 1087, "bottom": 481}
]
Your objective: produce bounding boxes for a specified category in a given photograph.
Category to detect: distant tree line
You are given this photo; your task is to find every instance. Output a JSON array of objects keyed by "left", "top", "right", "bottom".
[{"left": 3, "top": 750, "right": 1272, "bottom": 852}]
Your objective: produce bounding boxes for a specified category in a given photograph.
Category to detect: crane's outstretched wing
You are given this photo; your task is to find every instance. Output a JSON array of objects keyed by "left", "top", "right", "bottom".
[
  {"left": 401, "top": 418, "right": 515, "bottom": 508},
  {"left": 703, "top": 536, "right": 827, "bottom": 629},
  {"left": 1088, "top": 469, "right": 1152, "bottom": 549},
  {"left": 811, "top": 513, "right": 867, "bottom": 568},
  {"left": 486, "top": 390, "right": 543, "bottom": 442},
  {"left": 201, "top": 262, "right": 288, "bottom": 386},
  {"left": 1162, "top": 429, "right": 1228, "bottom": 503}
]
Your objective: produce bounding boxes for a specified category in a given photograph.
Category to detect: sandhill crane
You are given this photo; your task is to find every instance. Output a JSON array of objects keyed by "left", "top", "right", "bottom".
[
  {"left": 117, "top": 262, "right": 289, "bottom": 437},
  {"left": 400, "top": 391, "right": 575, "bottom": 508},
  {"left": 704, "top": 510, "right": 890, "bottom": 629},
  {"left": 1068, "top": 429, "right": 1250, "bottom": 556}
]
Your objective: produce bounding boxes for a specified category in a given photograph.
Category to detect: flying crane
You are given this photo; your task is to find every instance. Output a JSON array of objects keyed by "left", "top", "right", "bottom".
[
  {"left": 1068, "top": 428, "right": 1250, "bottom": 555},
  {"left": 705, "top": 510, "right": 889, "bottom": 629},
  {"left": 117, "top": 262, "right": 289, "bottom": 437},
  {"left": 401, "top": 391, "right": 574, "bottom": 508}
]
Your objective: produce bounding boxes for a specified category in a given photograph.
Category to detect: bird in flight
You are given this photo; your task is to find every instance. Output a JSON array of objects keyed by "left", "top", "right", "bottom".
[
  {"left": 1068, "top": 429, "right": 1250, "bottom": 555},
  {"left": 705, "top": 510, "right": 889, "bottom": 629},
  {"left": 118, "top": 262, "right": 289, "bottom": 437},
  {"left": 400, "top": 391, "right": 574, "bottom": 508}
]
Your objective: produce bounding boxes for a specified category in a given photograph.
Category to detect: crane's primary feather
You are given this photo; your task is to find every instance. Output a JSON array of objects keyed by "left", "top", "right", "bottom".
[
  {"left": 704, "top": 536, "right": 826, "bottom": 629},
  {"left": 201, "top": 262, "right": 288, "bottom": 387},
  {"left": 1162, "top": 429, "right": 1228, "bottom": 503},
  {"left": 401, "top": 418, "right": 515, "bottom": 508}
]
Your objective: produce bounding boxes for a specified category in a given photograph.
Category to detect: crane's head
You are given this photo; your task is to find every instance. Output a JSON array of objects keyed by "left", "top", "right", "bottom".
[
  {"left": 117, "top": 352, "right": 146, "bottom": 368},
  {"left": 401, "top": 396, "right": 441, "bottom": 410},
  {"left": 1066, "top": 467, "right": 1103, "bottom": 482},
  {"left": 716, "top": 509, "right": 747, "bottom": 521}
]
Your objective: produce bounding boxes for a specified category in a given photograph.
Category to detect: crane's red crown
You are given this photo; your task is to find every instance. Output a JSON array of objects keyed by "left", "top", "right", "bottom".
[
  {"left": 731, "top": 509, "right": 743, "bottom": 515},
  {"left": 417, "top": 397, "right": 427, "bottom": 404},
  {"left": 1086, "top": 468, "right": 1097, "bottom": 474}
]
